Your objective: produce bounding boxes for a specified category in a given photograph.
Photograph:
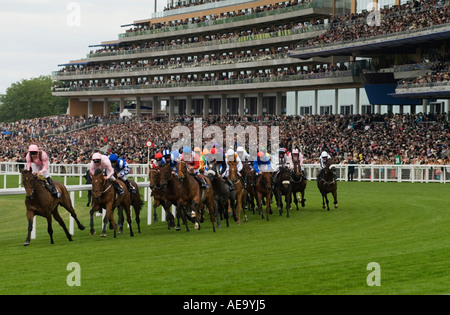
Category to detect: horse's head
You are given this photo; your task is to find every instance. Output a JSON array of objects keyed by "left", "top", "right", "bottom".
[
  {"left": 258, "top": 172, "right": 272, "bottom": 191},
  {"left": 293, "top": 160, "right": 302, "bottom": 175},
  {"left": 227, "top": 160, "right": 238, "bottom": 181},
  {"left": 148, "top": 167, "right": 160, "bottom": 189},
  {"left": 91, "top": 169, "right": 105, "bottom": 200},
  {"left": 21, "top": 169, "right": 36, "bottom": 200},
  {"left": 159, "top": 164, "right": 171, "bottom": 188},
  {"left": 176, "top": 161, "right": 187, "bottom": 182}
]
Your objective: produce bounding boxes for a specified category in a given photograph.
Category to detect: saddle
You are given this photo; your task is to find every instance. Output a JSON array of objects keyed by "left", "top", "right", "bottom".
[{"left": 36, "top": 176, "right": 60, "bottom": 198}]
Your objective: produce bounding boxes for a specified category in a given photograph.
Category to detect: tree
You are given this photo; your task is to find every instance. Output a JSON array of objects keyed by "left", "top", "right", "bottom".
[{"left": 0, "top": 76, "right": 68, "bottom": 122}]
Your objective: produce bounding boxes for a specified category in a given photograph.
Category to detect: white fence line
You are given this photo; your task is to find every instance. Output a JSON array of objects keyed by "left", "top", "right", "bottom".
[
  {"left": 0, "top": 182, "right": 158, "bottom": 240},
  {"left": 1, "top": 162, "right": 449, "bottom": 184}
]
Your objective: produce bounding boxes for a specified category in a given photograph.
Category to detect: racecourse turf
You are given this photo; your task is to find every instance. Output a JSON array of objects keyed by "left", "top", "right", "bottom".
[{"left": 0, "top": 175, "right": 449, "bottom": 295}]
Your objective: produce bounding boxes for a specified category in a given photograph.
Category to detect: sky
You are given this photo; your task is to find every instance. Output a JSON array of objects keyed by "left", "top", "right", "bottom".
[{"left": 0, "top": 0, "right": 166, "bottom": 94}]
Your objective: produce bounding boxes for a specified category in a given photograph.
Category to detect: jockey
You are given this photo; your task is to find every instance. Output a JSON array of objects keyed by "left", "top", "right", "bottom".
[
  {"left": 291, "top": 148, "right": 307, "bottom": 179},
  {"left": 253, "top": 151, "right": 272, "bottom": 187},
  {"left": 90, "top": 152, "right": 124, "bottom": 195},
  {"left": 26, "top": 144, "right": 60, "bottom": 198},
  {"left": 109, "top": 154, "right": 136, "bottom": 195},
  {"left": 151, "top": 152, "right": 163, "bottom": 170},
  {"left": 199, "top": 148, "right": 209, "bottom": 174},
  {"left": 291, "top": 148, "right": 304, "bottom": 166},
  {"left": 236, "top": 146, "right": 251, "bottom": 163},
  {"left": 160, "top": 149, "right": 177, "bottom": 174},
  {"left": 273, "top": 148, "right": 293, "bottom": 185},
  {"left": 219, "top": 148, "right": 243, "bottom": 190},
  {"left": 319, "top": 151, "right": 331, "bottom": 169},
  {"left": 181, "top": 147, "right": 208, "bottom": 189},
  {"left": 318, "top": 151, "right": 336, "bottom": 181}
]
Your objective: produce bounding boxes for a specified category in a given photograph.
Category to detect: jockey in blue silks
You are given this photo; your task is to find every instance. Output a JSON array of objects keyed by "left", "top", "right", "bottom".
[
  {"left": 253, "top": 151, "right": 272, "bottom": 187},
  {"left": 159, "top": 149, "right": 178, "bottom": 174},
  {"left": 253, "top": 151, "right": 271, "bottom": 175},
  {"left": 109, "top": 153, "right": 136, "bottom": 194}
]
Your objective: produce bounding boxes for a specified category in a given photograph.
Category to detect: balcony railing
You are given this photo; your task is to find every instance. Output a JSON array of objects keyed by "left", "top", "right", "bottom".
[
  {"left": 52, "top": 70, "right": 354, "bottom": 93},
  {"left": 119, "top": 1, "right": 314, "bottom": 39}
]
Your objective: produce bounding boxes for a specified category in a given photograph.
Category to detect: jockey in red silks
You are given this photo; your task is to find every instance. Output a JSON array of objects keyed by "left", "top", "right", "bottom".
[
  {"left": 181, "top": 146, "right": 208, "bottom": 189},
  {"left": 26, "top": 144, "right": 60, "bottom": 198},
  {"left": 89, "top": 152, "right": 124, "bottom": 195}
]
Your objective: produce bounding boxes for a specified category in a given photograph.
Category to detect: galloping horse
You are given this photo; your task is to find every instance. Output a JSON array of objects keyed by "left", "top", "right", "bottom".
[
  {"left": 291, "top": 160, "right": 307, "bottom": 210},
  {"left": 21, "top": 169, "right": 85, "bottom": 246},
  {"left": 255, "top": 172, "right": 273, "bottom": 221},
  {"left": 176, "top": 161, "right": 216, "bottom": 232},
  {"left": 149, "top": 165, "right": 175, "bottom": 229},
  {"left": 227, "top": 160, "right": 247, "bottom": 224},
  {"left": 317, "top": 159, "right": 338, "bottom": 211},
  {"left": 207, "top": 168, "right": 236, "bottom": 228},
  {"left": 241, "top": 162, "right": 256, "bottom": 214},
  {"left": 89, "top": 169, "right": 134, "bottom": 238},
  {"left": 273, "top": 166, "right": 292, "bottom": 217},
  {"left": 117, "top": 178, "right": 143, "bottom": 234},
  {"left": 159, "top": 164, "right": 191, "bottom": 231}
]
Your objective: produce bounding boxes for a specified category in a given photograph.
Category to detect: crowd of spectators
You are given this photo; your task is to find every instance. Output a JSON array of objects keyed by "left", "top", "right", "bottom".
[
  {"left": 302, "top": 0, "right": 450, "bottom": 48},
  {"left": 1, "top": 113, "right": 448, "bottom": 166},
  {"left": 398, "top": 56, "right": 450, "bottom": 86},
  {"left": 124, "top": 0, "right": 310, "bottom": 35}
]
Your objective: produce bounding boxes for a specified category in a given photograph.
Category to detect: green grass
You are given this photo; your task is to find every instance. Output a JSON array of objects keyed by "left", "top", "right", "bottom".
[{"left": 0, "top": 177, "right": 449, "bottom": 295}]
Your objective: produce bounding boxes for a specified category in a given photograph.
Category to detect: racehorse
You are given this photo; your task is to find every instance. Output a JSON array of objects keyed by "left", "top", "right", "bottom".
[
  {"left": 291, "top": 160, "right": 307, "bottom": 210},
  {"left": 241, "top": 162, "right": 256, "bottom": 214},
  {"left": 89, "top": 169, "right": 134, "bottom": 238},
  {"left": 227, "top": 160, "right": 247, "bottom": 224},
  {"left": 117, "top": 178, "right": 143, "bottom": 234},
  {"left": 255, "top": 172, "right": 273, "bottom": 221},
  {"left": 207, "top": 168, "right": 236, "bottom": 228},
  {"left": 21, "top": 169, "right": 85, "bottom": 246},
  {"left": 176, "top": 161, "right": 216, "bottom": 232},
  {"left": 317, "top": 159, "right": 338, "bottom": 211},
  {"left": 158, "top": 164, "right": 192, "bottom": 231},
  {"left": 149, "top": 166, "right": 176, "bottom": 229},
  {"left": 273, "top": 166, "right": 292, "bottom": 217}
]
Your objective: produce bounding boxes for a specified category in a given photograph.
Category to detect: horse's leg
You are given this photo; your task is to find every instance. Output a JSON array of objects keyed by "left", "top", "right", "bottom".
[
  {"left": 236, "top": 192, "right": 242, "bottom": 224},
  {"left": 333, "top": 189, "right": 338, "bottom": 209},
  {"left": 117, "top": 206, "right": 124, "bottom": 234},
  {"left": 266, "top": 192, "right": 271, "bottom": 221},
  {"left": 325, "top": 194, "right": 330, "bottom": 211},
  {"left": 124, "top": 204, "right": 134, "bottom": 237},
  {"left": 276, "top": 190, "right": 282, "bottom": 216},
  {"left": 52, "top": 208, "right": 72, "bottom": 242},
  {"left": 134, "top": 207, "right": 141, "bottom": 233},
  {"left": 257, "top": 192, "right": 264, "bottom": 219},
  {"left": 24, "top": 210, "right": 34, "bottom": 246},
  {"left": 89, "top": 207, "right": 98, "bottom": 235},
  {"left": 45, "top": 213, "right": 54, "bottom": 245},
  {"left": 207, "top": 197, "right": 216, "bottom": 233},
  {"left": 60, "top": 193, "right": 85, "bottom": 230},
  {"left": 286, "top": 190, "right": 291, "bottom": 218},
  {"left": 301, "top": 184, "right": 306, "bottom": 208},
  {"left": 292, "top": 189, "right": 299, "bottom": 211}
]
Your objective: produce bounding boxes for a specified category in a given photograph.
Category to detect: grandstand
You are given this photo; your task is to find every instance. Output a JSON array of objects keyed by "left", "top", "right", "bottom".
[{"left": 52, "top": 0, "right": 450, "bottom": 118}]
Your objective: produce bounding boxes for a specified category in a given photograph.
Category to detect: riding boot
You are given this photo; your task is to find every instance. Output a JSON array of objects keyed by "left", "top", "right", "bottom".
[
  {"left": 225, "top": 177, "right": 235, "bottom": 191},
  {"left": 124, "top": 179, "right": 136, "bottom": 195},
  {"left": 46, "top": 177, "right": 60, "bottom": 198},
  {"left": 113, "top": 181, "right": 125, "bottom": 195},
  {"left": 200, "top": 175, "right": 210, "bottom": 190}
]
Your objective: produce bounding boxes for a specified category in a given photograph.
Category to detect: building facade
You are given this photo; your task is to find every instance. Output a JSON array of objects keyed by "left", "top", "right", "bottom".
[{"left": 52, "top": 0, "right": 450, "bottom": 117}]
